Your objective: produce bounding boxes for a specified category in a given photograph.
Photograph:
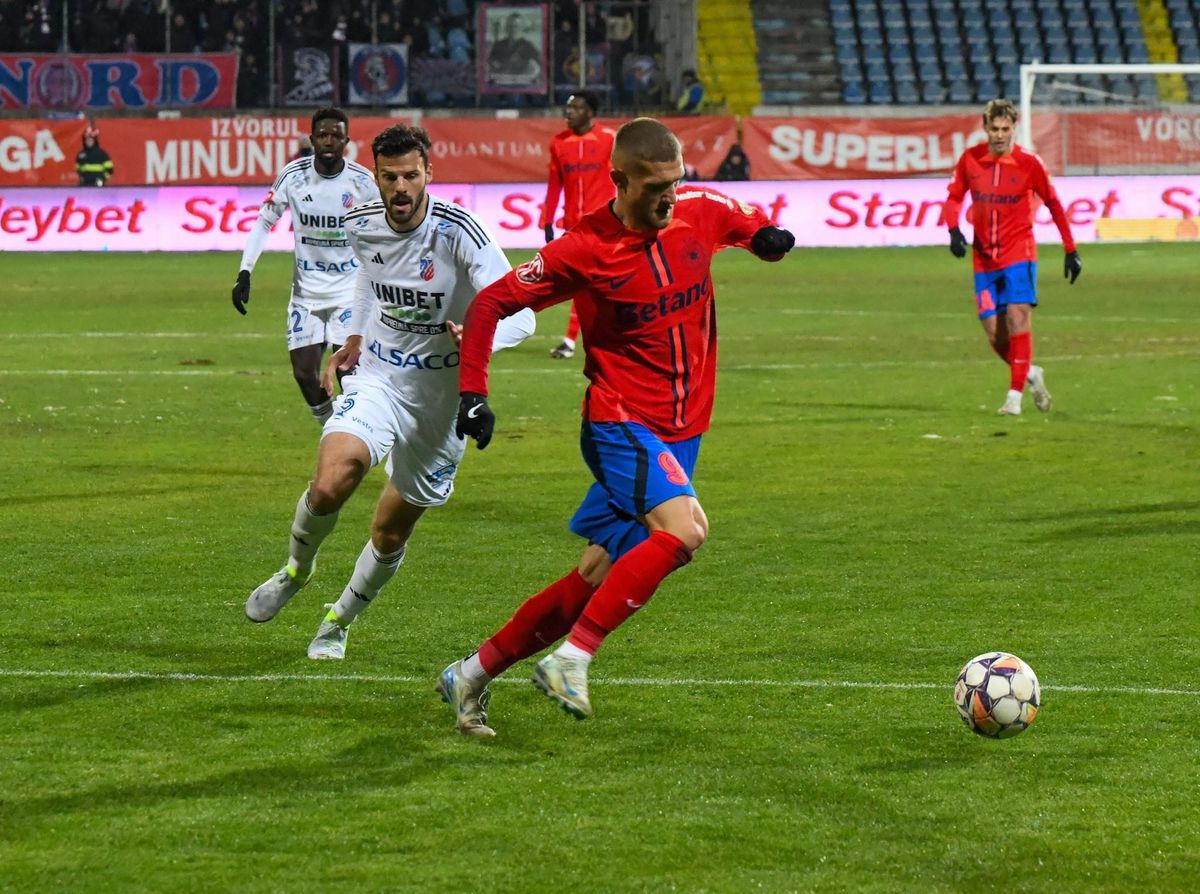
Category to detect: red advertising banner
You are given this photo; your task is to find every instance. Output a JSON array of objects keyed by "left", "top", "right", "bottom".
[
  {"left": 0, "top": 118, "right": 86, "bottom": 186},
  {"left": 742, "top": 114, "right": 1067, "bottom": 179},
  {"left": 0, "top": 114, "right": 737, "bottom": 186},
  {"left": 0, "top": 53, "right": 239, "bottom": 111},
  {"left": 1056, "top": 110, "right": 1200, "bottom": 169}
]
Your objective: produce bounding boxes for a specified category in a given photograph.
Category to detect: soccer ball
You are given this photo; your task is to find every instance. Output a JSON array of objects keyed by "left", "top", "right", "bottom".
[{"left": 953, "top": 651, "right": 1041, "bottom": 739}]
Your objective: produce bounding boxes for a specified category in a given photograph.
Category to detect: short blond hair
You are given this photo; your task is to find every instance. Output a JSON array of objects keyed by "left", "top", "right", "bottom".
[{"left": 983, "top": 98, "right": 1018, "bottom": 124}]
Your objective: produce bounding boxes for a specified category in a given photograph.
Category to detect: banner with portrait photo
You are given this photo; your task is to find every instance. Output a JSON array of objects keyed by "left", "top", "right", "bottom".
[
  {"left": 279, "top": 46, "right": 339, "bottom": 107},
  {"left": 348, "top": 44, "right": 408, "bottom": 106},
  {"left": 478, "top": 3, "right": 548, "bottom": 95}
]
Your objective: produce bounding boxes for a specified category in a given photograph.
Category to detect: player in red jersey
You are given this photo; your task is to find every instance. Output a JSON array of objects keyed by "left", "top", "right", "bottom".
[
  {"left": 538, "top": 90, "right": 617, "bottom": 360},
  {"left": 943, "top": 98, "right": 1082, "bottom": 416},
  {"left": 434, "top": 117, "right": 795, "bottom": 736}
]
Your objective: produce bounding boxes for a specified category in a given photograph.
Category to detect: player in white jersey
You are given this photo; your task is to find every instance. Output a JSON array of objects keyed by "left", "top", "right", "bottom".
[
  {"left": 230, "top": 108, "right": 380, "bottom": 425},
  {"left": 244, "top": 124, "right": 536, "bottom": 666}
]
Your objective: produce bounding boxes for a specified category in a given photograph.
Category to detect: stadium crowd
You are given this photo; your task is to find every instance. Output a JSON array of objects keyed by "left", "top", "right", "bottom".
[{"left": 0, "top": 1, "right": 664, "bottom": 110}]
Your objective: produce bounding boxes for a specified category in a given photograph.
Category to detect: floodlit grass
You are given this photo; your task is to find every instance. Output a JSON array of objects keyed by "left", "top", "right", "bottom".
[{"left": 2, "top": 244, "right": 1197, "bottom": 893}]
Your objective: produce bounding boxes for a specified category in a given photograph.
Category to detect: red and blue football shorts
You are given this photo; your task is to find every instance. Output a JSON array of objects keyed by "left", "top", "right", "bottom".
[
  {"left": 972, "top": 261, "right": 1038, "bottom": 320},
  {"left": 569, "top": 421, "right": 701, "bottom": 561}
]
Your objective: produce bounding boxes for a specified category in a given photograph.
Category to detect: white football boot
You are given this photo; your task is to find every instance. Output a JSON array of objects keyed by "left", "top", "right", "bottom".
[
  {"left": 1027, "top": 365, "right": 1052, "bottom": 413},
  {"left": 436, "top": 660, "right": 496, "bottom": 737},
  {"left": 245, "top": 564, "right": 313, "bottom": 622},
  {"left": 997, "top": 389, "right": 1023, "bottom": 416},
  {"left": 533, "top": 653, "right": 592, "bottom": 719}
]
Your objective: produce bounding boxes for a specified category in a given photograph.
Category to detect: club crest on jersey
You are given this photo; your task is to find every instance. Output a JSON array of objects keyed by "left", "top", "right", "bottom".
[
  {"left": 419, "top": 257, "right": 436, "bottom": 281},
  {"left": 516, "top": 253, "right": 544, "bottom": 285},
  {"left": 342, "top": 192, "right": 354, "bottom": 209}
]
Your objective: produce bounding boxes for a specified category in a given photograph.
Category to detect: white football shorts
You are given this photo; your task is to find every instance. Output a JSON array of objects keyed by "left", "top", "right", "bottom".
[
  {"left": 322, "top": 370, "right": 465, "bottom": 507},
  {"left": 286, "top": 300, "right": 356, "bottom": 351}
]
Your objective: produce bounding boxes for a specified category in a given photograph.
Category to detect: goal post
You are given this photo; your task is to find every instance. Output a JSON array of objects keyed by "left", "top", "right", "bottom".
[
  {"left": 1018, "top": 62, "right": 1200, "bottom": 161},
  {"left": 1018, "top": 62, "right": 1200, "bottom": 241}
]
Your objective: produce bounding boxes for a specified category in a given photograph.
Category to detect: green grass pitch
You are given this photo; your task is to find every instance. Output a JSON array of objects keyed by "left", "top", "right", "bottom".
[{"left": 1, "top": 244, "right": 1197, "bottom": 893}]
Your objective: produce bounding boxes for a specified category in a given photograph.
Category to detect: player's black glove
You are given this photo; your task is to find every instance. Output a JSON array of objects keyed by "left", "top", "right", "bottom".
[
  {"left": 456, "top": 391, "right": 495, "bottom": 450},
  {"left": 544, "top": 225, "right": 555, "bottom": 243},
  {"left": 749, "top": 226, "right": 795, "bottom": 260},
  {"left": 1064, "top": 251, "right": 1082, "bottom": 284},
  {"left": 948, "top": 227, "right": 968, "bottom": 258},
  {"left": 231, "top": 270, "right": 251, "bottom": 315}
]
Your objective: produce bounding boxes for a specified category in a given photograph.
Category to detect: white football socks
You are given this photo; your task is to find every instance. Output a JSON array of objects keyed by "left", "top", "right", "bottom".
[
  {"left": 287, "top": 490, "right": 338, "bottom": 575},
  {"left": 329, "top": 542, "right": 406, "bottom": 626}
]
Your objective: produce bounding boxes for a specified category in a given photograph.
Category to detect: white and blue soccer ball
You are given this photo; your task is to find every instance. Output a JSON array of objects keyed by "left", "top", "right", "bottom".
[{"left": 953, "top": 651, "right": 1041, "bottom": 739}]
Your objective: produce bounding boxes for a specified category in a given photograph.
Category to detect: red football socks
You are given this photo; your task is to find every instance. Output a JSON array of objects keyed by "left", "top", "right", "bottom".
[
  {"left": 567, "top": 530, "right": 692, "bottom": 655},
  {"left": 477, "top": 569, "right": 597, "bottom": 677},
  {"left": 1008, "top": 330, "right": 1032, "bottom": 391},
  {"left": 565, "top": 300, "right": 581, "bottom": 341}
]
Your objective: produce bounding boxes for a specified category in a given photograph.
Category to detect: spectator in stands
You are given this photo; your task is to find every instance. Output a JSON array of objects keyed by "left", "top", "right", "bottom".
[
  {"left": 714, "top": 143, "right": 750, "bottom": 181},
  {"left": 676, "top": 68, "right": 706, "bottom": 113},
  {"left": 76, "top": 126, "right": 114, "bottom": 187},
  {"left": 170, "top": 11, "right": 197, "bottom": 53}
]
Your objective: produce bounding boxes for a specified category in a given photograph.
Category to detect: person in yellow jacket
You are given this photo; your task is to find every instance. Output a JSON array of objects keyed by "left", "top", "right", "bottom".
[{"left": 76, "top": 126, "right": 114, "bottom": 186}]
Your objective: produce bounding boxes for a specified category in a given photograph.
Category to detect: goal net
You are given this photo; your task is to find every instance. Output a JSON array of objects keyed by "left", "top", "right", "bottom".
[
  {"left": 1019, "top": 63, "right": 1200, "bottom": 173},
  {"left": 1019, "top": 63, "right": 1200, "bottom": 241}
]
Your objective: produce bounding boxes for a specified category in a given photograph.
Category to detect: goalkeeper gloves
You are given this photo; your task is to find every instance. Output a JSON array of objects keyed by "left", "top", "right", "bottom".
[
  {"left": 948, "top": 227, "right": 968, "bottom": 258},
  {"left": 544, "top": 224, "right": 555, "bottom": 243},
  {"left": 456, "top": 392, "right": 495, "bottom": 450},
  {"left": 1064, "top": 251, "right": 1082, "bottom": 284},
  {"left": 749, "top": 226, "right": 795, "bottom": 260},
  {"left": 231, "top": 270, "right": 251, "bottom": 315}
]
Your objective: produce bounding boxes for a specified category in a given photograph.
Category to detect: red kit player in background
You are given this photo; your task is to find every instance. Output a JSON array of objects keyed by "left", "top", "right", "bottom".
[
  {"left": 538, "top": 90, "right": 617, "bottom": 359},
  {"left": 437, "top": 117, "right": 796, "bottom": 736},
  {"left": 943, "top": 98, "right": 1082, "bottom": 416}
]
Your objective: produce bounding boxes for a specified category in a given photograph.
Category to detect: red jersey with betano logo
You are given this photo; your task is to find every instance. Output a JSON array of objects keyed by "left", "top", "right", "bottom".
[
  {"left": 462, "top": 186, "right": 770, "bottom": 441},
  {"left": 942, "top": 143, "right": 1076, "bottom": 272},
  {"left": 537, "top": 126, "right": 617, "bottom": 231}
]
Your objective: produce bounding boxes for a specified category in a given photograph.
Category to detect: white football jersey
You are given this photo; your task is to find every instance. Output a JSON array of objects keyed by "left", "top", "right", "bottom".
[
  {"left": 345, "top": 195, "right": 535, "bottom": 412},
  {"left": 258, "top": 157, "right": 380, "bottom": 309}
]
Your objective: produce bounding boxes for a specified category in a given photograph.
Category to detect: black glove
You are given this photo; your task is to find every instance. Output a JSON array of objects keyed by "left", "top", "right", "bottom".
[
  {"left": 1064, "top": 251, "right": 1082, "bottom": 284},
  {"left": 544, "top": 224, "right": 555, "bottom": 243},
  {"left": 948, "top": 227, "right": 967, "bottom": 258},
  {"left": 749, "top": 226, "right": 795, "bottom": 260},
  {"left": 456, "top": 391, "right": 495, "bottom": 450},
  {"left": 231, "top": 270, "right": 251, "bottom": 315}
]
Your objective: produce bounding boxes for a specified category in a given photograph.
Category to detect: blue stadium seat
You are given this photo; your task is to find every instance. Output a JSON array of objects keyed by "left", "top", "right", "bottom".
[
  {"left": 868, "top": 80, "right": 894, "bottom": 103},
  {"left": 839, "top": 60, "right": 863, "bottom": 80},
  {"left": 895, "top": 81, "right": 920, "bottom": 103},
  {"left": 888, "top": 45, "right": 914, "bottom": 65},
  {"left": 836, "top": 45, "right": 861, "bottom": 66},
  {"left": 1179, "top": 44, "right": 1200, "bottom": 63},
  {"left": 843, "top": 81, "right": 867, "bottom": 104},
  {"left": 918, "top": 59, "right": 943, "bottom": 80},
  {"left": 911, "top": 24, "right": 935, "bottom": 44},
  {"left": 865, "top": 59, "right": 890, "bottom": 79},
  {"left": 948, "top": 80, "right": 974, "bottom": 103},
  {"left": 915, "top": 42, "right": 940, "bottom": 62},
  {"left": 921, "top": 82, "right": 948, "bottom": 102},
  {"left": 892, "top": 62, "right": 917, "bottom": 82},
  {"left": 1097, "top": 38, "right": 1124, "bottom": 61},
  {"left": 1126, "top": 43, "right": 1150, "bottom": 63}
]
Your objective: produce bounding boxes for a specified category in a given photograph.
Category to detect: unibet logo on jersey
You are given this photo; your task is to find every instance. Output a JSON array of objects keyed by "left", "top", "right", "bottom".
[{"left": 259, "top": 156, "right": 378, "bottom": 308}]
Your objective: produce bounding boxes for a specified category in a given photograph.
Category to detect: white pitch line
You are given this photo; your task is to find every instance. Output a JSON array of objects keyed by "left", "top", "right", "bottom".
[
  {"left": 0, "top": 667, "right": 1193, "bottom": 696},
  {"left": 9, "top": 348, "right": 1196, "bottom": 378},
  {"left": 782, "top": 308, "right": 1200, "bottom": 325}
]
